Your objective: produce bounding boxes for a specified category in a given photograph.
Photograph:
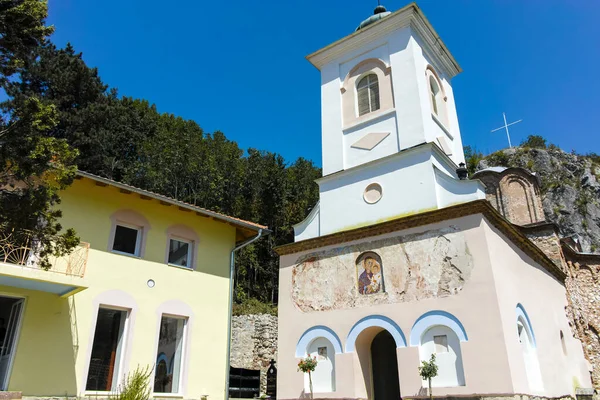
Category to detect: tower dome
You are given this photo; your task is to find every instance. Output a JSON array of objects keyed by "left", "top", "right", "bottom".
[{"left": 356, "top": 4, "right": 391, "bottom": 31}]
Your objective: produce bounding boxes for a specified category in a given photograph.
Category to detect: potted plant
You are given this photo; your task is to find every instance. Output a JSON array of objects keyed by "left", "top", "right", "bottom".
[{"left": 297, "top": 355, "right": 318, "bottom": 399}]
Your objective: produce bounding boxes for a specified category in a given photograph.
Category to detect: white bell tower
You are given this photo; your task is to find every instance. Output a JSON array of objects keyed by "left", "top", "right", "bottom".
[{"left": 294, "top": 3, "right": 485, "bottom": 241}]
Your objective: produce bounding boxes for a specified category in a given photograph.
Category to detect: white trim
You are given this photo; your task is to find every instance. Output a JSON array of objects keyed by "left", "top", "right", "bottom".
[
  {"left": 1, "top": 295, "right": 25, "bottom": 391},
  {"left": 152, "top": 314, "right": 189, "bottom": 396},
  {"left": 342, "top": 107, "right": 396, "bottom": 132},
  {"left": 409, "top": 310, "right": 468, "bottom": 347},
  {"left": 111, "top": 222, "right": 142, "bottom": 257},
  {"left": 345, "top": 315, "right": 406, "bottom": 352},
  {"left": 432, "top": 113, "right": 453, "bottom": 140},
  {"left": 295, "top": 326, "right": 343, "bottom": 357},
  {"left": 167, "top": 237, "right": 194, "bottom": 270}
]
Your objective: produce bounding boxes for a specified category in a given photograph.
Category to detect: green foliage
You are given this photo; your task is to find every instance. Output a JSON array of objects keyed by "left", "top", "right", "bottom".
[
  {"left": 463, "top": 145, "right": 483, "bottom": 175},
  {"left": 297, "top": 355, "right": 318, "bottom": 373},
  {"left": 486, "top": 150, "right": 510, "bottom": 167},
  {"left": 0, "top": 1, "right": 80, "bottom": 268},
  {"left": 0, "top": 0, "right": 54, "bottom": 78},
  {"left": 232, "top": 298, "right": 277, "bottom": 316},
  {"left": 419, "top": 353, "right": 438, "bottom": 381},
  {"left": 520, "top": 135, "right": 547, "bottom": 149},
  {"left": 419, "top": 354, "right": 438, "bottom": 400},
  {"left": 112, "top": 365, "right": 152, "bottom": 400}
]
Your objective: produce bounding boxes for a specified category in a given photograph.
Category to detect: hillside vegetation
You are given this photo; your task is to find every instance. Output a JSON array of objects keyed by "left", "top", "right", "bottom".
[{"left": 466, "top": 136, "right": 600, "bottom": 252}]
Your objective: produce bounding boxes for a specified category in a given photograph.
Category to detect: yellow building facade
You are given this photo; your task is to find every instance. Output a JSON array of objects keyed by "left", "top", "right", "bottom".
[{"left": 0, "top": 172, "right": 266, "bottom": 398}]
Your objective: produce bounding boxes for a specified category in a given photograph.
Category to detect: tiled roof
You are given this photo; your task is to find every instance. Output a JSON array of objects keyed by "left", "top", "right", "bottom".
[{"left": 77, "top": 171, "right": 268, "bottom": 232}]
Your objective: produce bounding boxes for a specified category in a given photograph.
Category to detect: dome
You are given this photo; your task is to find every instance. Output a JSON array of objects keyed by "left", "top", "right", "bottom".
[{"left": 356, "top": 5, "right": 391, "bottom": 31}]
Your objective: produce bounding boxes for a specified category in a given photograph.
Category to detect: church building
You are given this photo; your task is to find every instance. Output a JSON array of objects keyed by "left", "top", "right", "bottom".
[{"left": 275, "top": 3, "right": 596, "bottom": 400}]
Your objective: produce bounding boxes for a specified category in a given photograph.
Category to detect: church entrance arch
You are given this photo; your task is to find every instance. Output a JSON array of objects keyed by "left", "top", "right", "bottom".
[{"left": 371, "top": 330, "right": 401, "bottom": 400}]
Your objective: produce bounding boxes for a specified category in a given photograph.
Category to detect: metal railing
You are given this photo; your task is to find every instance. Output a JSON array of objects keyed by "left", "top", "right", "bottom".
[{"left": 0, "top": 229, "right": 89, "bottom": 278}]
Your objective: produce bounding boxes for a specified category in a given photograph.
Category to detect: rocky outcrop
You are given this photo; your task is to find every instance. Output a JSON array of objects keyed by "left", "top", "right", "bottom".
[
  {"left": 477, "top": 148, "right": 600, "bottom": 252},
  {"left": 230, "top": 314, "right": 278, "bottom": 393}
]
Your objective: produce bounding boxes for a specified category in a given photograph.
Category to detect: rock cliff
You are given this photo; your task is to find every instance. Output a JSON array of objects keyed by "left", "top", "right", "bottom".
[{"left": 476, "top": 147, "right": 600, "bottom": 252}]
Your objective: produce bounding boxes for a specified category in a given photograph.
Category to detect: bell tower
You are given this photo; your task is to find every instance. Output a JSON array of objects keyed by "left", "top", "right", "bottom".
[
  {"left": 310, "top": 3, "right": 466, "bottom": 176},
  {"left": 295, "top": 3, "right": 485, "bottom": 241}
]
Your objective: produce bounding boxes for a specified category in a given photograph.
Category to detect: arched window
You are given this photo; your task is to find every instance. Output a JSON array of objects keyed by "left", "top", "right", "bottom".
[
  {"left": 357, "top": 74, "right": 380, "bottom": 116},
  {"left": 516, "top": 305, "right": 544, "bottom": 391},
  {"left": 305, "top": 337, "right": 336, "bottom": 392},
  {"left": 420, "top": 325, "right": 465, "bottom": 387},
  {"left": 426, "top": 66, "right": 447, "bottom": 126}
]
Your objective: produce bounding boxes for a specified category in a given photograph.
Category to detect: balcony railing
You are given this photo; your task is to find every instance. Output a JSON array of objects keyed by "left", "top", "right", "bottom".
[{"left": 0, "top": 229, "right": 89, "bottom": 278}]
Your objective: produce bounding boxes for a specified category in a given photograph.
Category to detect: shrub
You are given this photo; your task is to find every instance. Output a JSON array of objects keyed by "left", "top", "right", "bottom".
[
  {"left": 520, "top": 135, "right": 547, "bottom": 149},
  {"left": 233, "top": 298, "right": 277, "bottom": 316},
  {"left": 113, "top": 365, "right": 153, "bottom": 400}
]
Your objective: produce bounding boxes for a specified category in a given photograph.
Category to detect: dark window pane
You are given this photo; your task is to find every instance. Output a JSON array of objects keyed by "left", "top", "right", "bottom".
[
  {"left": 168, "top": 239, "right": 190, "bottom": 267},
  {"left": 154, "top": 316, "right": 185, "bottom": 393},
  {"left": 113, "top": 225, "right": 139, "bottom": 255},
  {"left": 86, "top": 308, "right": 127, "bottom": 391}
]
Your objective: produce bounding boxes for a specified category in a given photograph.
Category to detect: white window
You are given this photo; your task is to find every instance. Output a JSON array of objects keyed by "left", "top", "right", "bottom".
[
  {"left": 168, "top": 238, "right": 193, "bottom": 268},
  {"left": 433, "top": 335, "right": 448, "bottom": 353},
  {"left": 420, "top": 326, "right": 465, "bottom": 387},
  {"left": 357, "top": 74, "right": 380, "bottom": 116},
  {"left": 154, "top": 315, "right": 187, "bottom": 394},
  {"left": 112, "top": 223, "right": 141, "bottom": 256},
  {"left": 429, "top": 75, "right": 440, "bottom": 116},
  {"left": 86, "top": 307, "right": 129, "bottom": 392},
  {"left": 305, "top": 337, "right": 335, "bottom": 392}
]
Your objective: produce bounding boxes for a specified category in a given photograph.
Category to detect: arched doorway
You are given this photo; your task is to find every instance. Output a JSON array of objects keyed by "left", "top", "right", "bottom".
[{"left": 371, "top": 330, "right": 401, "bottom": 400}]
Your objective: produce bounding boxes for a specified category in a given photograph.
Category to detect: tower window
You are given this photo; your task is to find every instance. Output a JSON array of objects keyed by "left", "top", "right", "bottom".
[
  {"left": 429, "top": 76, "right": 440, "bottom": 115},
  {"left": 357, "top": 74, "right": 380, "bottom": 116}
]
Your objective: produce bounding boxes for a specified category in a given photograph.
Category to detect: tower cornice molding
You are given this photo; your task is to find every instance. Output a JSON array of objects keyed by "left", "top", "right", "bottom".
[{"left": 306, "top": 3, "right": 462, "bottom": 78}]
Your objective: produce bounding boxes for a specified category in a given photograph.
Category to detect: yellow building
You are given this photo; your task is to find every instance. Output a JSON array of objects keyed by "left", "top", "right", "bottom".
[{"left": 0, "top": 171, "right": 266, "bottom": 399}]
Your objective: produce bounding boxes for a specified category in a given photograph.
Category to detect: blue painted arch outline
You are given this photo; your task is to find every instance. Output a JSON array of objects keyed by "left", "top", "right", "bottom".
[
  {"left": 516, "top": 303, "right": 537, "bottom": 347},
  {"left": 345, "top": 315, "right": 406, "bottom": 352},
  {"left": 295, "top": 326, "right": 343, "bottom": 357},
  {"left": 409, "top": 310, "right": 468, "bottom": 346}
]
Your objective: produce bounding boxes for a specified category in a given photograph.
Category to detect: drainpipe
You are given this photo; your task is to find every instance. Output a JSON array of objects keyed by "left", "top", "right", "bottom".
[{"left": 224, "top": 229, "right": 264, "bottom": 400}]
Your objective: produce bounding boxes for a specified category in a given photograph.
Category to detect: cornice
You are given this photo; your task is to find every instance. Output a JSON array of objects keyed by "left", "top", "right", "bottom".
[
  {"left": 306, "top": 3, "right": 461, "bottom": 79},
  {"left": 561, "top": 241, "right": 600, "bottom": 264},
  {"left": 275, "top": 200, "right": 565, "bottom": 282}
]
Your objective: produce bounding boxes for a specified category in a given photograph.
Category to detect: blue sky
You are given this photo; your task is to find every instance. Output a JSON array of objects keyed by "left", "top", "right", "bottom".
[{"left": 47, "top": 0, "right": 600, "bottom": 165}]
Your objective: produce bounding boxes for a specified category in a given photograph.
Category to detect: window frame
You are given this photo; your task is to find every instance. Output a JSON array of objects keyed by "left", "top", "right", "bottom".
[
  {"left": 356, "top": 73, "right": 380, "bottom": 117},
  {"left": 111, "top": 222, "right": 142, "bottom": 257},
  {"left": 152, "top": 314, "right": 189, "bottom": 396},
  {"left": 425, "top": 66, "right": 449, "bottom": 128},
  {"left": 84, "top": 305, "right": 131, "bottom": 394},
  {"left": 167, "top": 236, "right": 194, "bottom": 269}
]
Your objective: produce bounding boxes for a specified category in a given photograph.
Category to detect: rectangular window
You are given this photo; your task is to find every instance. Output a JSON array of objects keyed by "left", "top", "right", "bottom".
[
  {"left": 154, "top": 315, "right": 187, "bottom": 394},
  {"left": 86, "top": 308, "right": 128, "bottom": 391},
  {"left": 168, "top": 238, "right": 192, "bottom": 268},
  {"left": 434, "top": 335, "right": 448, "bottom": 353},
  {"left": 112, "top": 224, "right": 140, "bottom": 256}
]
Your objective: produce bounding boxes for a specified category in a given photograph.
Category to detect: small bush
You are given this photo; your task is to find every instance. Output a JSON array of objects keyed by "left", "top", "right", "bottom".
[
  {"left": 233, "top": 298, "right": 277, "bottom": 316},
  {"left": 520, "top": 135, "right": 547, "bottom": 149},
  {"left": 113, "top": 365, "right": 153, "bottom": 400}
]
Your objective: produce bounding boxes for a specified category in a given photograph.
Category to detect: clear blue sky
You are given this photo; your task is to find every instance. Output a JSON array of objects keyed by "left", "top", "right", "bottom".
[{"left": 47, "top": 0, "right": 600, "bottom": 165}]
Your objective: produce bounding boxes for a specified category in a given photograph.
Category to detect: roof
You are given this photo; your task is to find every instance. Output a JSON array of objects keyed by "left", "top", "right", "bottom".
[
  {"left": 274, "top": 199, "right": 565, "bottom": 282},
  {"left": 306, "top": 3, "right": 461, "bottom": 78},
  {"left": 76, "top": 171, "right": 268, "bottom": 241}
]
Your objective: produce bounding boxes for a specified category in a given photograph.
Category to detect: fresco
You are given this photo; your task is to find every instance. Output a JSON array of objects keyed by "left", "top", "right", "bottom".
[{"left": 291, "top": 226, "right": 474, "bottom": 312}]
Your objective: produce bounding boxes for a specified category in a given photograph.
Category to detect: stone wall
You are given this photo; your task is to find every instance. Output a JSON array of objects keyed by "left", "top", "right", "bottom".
[
  {"left": 563, "top": 250, "right": 600, "bottom": 388},
  {"left": 230, "top": 314, "right": 278, "bottom": 393}
]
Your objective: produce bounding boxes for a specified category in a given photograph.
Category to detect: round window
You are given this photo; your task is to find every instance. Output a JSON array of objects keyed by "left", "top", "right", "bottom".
[{"left": 363, "top": 183, "right": 383, "bottom": 204}]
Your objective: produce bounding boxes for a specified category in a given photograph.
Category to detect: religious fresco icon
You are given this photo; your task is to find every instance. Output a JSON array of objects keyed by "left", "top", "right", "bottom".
[{"left": 356, "top": 252, "right": 384, "bottom": 295}]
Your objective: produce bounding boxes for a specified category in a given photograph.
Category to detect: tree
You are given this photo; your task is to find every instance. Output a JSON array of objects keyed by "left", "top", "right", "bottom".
[
  {"left": 463, "top": 145, "right": 483, "bottom": 176},
  {"left": 297, "top": 355, "right": 318, "bottom": 399},
  {"left": 520, "top": 135, "right": 547, "bottom": 149},
  {"left": 0, "top": 0, "right": 79, "bottom": 268},
  {"left": 0, "top": 0, "right": 54, "bottom": 79},
  {"left": 418, "top": 354, "right": 438, "bottom": 400}
]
